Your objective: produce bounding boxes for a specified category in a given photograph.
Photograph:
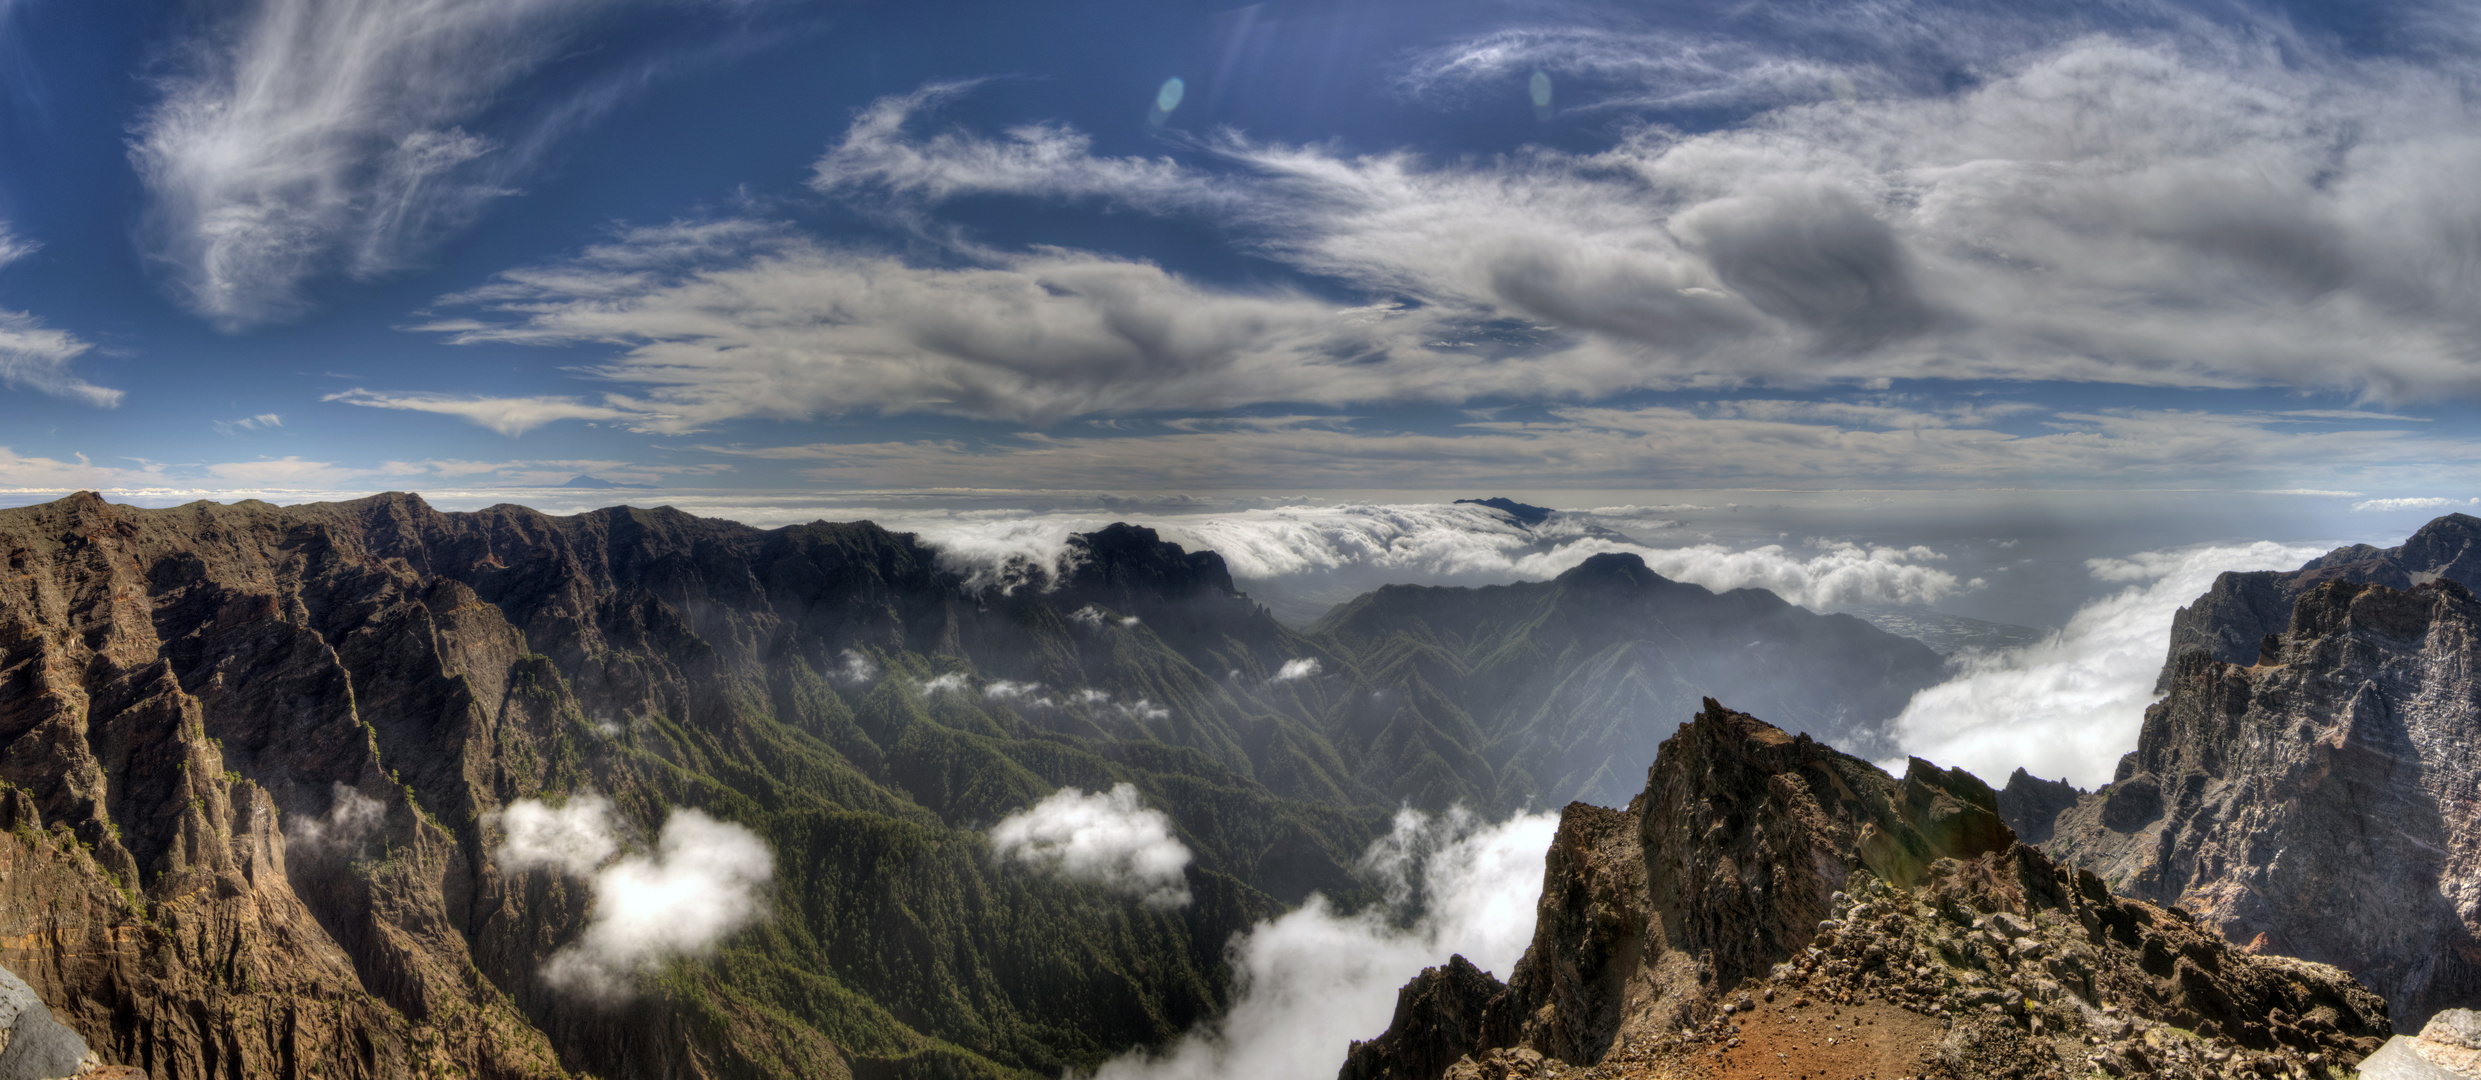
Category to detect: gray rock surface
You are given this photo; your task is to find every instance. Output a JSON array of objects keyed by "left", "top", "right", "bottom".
[
  {"left": 2363, "top": 1037, "right": 2473, "bottom": 1080},
  {"left": 0, "top": 963, "right": 95, "bottom": 1080},
  {"left": 2358, "top": 1009, "right": 2481, "bottom": 1078},
  {"left": 2048, "top": 578, "right": 2481, "bottom": 1031},
  {"left": 2151, "top": 512, "right": 2481, "bottom": 693}
]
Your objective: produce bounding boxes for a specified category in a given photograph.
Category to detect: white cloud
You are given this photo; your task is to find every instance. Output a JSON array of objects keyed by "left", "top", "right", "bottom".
[
  {"left": 125, "top": 0, "right": 667, "bottom": 328},
  {"left": 983, "top": 680, "right": 1055, "bottom": 708},
  {"left": 494, "top": 795, "right": 775, "bottom": 1000},
  {"left": 899, "top": 502, "right": 1972, "bottom": 611},
  {"left": 989, "top": 784, "right": 1193, "bottom": 908},
  {"left": 1086, "top": 806, "right": 1557, "bottom": 1080},
  {"left": 833, "top": 648, "right": 879, "bottom": 687},
  {"left": 1270, "top": 658, "right": 1320, "bottom": 682},
  {"left": 497, "top": 795, "right": 623, "bottom": 875},
  {"left": 917, "top": 672, "right": 969, "bottom": 696},
  {"left": 213, "top": 413, "right": 284, "bottom": 436},
  {"left": 2351, "top": 496, "right": 2476, "bottom": 512},
  {"left": 1888, "top": 540, "right": 2327, "bottom": 787},
  {"left": 324, "top": 388, "right": 644, "bottom": 436},
  {"left": 790, "top": 46, "right": 2481, "bottom": 406},
  {"left": 1112, "top": 698, "right": 1170, "bottom": 724},
  {"left": 0, "top": 228, "right": 114, "bottom": 408},
  {"left": 286, "top": 782, "right": 387, "bottom": 853}
]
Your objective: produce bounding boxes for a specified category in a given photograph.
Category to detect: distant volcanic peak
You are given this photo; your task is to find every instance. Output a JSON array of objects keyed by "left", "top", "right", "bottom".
[
  {"left": 1553, "top": 550, "right": 1654, "bottom": 585},
  {"left": 561, "top": 474, "right": 654, "bottom": 489},
  {"left": 1453, "top": 497, "right": 1555, "bottom": 526}
]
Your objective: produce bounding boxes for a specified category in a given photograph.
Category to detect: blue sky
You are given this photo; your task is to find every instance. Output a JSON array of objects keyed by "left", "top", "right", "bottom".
[{"left": 0, "top": 0, "right": 2477, "bottom": 506}]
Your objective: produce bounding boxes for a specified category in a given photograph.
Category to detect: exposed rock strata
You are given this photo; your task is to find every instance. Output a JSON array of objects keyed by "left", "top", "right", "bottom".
[
  {"left": 2154, "top": 512, "right": 2481, "bottom": 692},
  {"left": 2046, "top": 577, "right": 2481, "bottom": 1032},
  {"left": 1340, "top": 701, "right": 2390, "bottom": 1079}
]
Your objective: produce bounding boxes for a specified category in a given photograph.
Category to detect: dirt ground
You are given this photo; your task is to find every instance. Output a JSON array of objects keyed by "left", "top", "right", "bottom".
[{"left": 1669, "top": 995, "right": 1948, "bottom": 1080}]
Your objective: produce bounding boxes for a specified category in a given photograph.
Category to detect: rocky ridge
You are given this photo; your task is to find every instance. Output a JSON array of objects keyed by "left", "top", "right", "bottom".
[
  {"left": 2039, "top": 576, "right": 2481, "bottom": 1033},
  {"left": 1340, "top": 701, "right": 2390, "bottom": 1080},
  {"left": 2153, "top": 513, "right": 2481, "bottom": 692}
]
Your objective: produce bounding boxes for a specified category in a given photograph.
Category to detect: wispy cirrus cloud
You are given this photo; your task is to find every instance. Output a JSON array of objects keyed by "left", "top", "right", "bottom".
[
  {"left": 323, "top": 389, "right": 647, "bottom": 436},
  {"left": 127, "top": 0, "right": 783, "bottom": 330}
]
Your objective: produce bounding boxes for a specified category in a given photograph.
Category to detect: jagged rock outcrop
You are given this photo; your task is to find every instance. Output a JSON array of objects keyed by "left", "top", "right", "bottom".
[
  {"left": 1995, "top": 769, "right": 2082, "bottom": 845},
  {"left": 1340, "top": 701, "right": 2391, "bottom": 1079},
  {"left": 2046, "top": 577, "right": 2481, "bottom": 1032},
  {"left": 2154, "top": 512, "right": 2481, "bottom": 692}
]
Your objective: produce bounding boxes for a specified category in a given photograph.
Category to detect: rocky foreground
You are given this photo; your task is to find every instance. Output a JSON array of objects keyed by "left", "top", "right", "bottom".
[{"left": 1341, "top": 702, "right": 2391, "bottom": 1079}]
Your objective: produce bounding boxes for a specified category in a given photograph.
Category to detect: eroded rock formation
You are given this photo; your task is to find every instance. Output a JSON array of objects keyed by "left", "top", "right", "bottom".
[
  {"left": 1340, "top": 701, "right": 2391, "bottom": 1079},
  {"left": 2046, "top": 577, "right": 2481, "bottom": 1032}
]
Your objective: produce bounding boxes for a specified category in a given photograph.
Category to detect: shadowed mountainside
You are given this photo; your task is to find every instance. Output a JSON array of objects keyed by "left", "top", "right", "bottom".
[
  {"left": 0, "top": 493, "right": 1965, "bottom": 1078},
  {"left": 1310, "top": 553, "right": 1948, "bottom": 808}
]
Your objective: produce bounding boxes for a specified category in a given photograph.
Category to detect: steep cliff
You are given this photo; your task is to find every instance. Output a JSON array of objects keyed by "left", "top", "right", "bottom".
[
  {"left": 2154, "top": 512, "right": 2481, "bottom": 692},
  {"left": 1340, "top": 701, "right": 2390, "bottom": 1079},
  {"left": 2047, "top": 577, "right": 2481, "bottom": 1033}
]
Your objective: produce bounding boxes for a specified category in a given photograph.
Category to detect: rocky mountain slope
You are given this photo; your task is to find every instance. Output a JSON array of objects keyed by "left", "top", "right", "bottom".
[
  {"left": 2035, "top": 576, "right": 2481, "bottom": 1034},
  {"left": 0, "top": 492, "right": 1962, "bottom": 1078},
  {"left": 1310, "top": 554, "right": 1947, "bottom": 808},
  {"left": 1338, "top": 701, "right": 2391, "bottom": 1080},
  {"left": 2153, "top": 512, "right": 2481, "bottom": 691}
]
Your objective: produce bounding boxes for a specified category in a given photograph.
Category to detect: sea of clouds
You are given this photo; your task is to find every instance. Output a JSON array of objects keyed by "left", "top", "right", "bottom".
[
  {"left": 1885, "top": 540, "right": 2328, "bottom": 788},
  {"left": 879, "top": 501, "right": 1975, "bottom": 621},
  {"left": 1081, "top": 805, "right": 1559, "bottom": 1080}
]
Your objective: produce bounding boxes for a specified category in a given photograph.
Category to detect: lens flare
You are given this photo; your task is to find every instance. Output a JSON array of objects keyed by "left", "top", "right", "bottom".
[
  {"left": 1528, "top": 69, "right": 1552, "bottom": 120},
  {"left": 1155, "top": 76, "right": 1185, "bottom": 114}
]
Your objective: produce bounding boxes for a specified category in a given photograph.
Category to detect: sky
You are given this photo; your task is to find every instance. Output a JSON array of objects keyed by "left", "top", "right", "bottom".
[
  {"left": 0, "top": 0, "right": 2478, "bottom": 504},
  {"left": 2, "top": 0, "right": 2480, "bottom": 782}
]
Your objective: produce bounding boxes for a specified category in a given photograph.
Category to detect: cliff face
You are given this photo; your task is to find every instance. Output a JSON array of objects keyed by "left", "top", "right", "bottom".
[
  {"left": 2154, "top": 512, "right": 2481, "bottom": 692},
  {"left": 0, "top": 493, "right": 1380, "bottom": 1078},
  {"left": 2047, "top": 577, "right": 2481, "bottom": 1032},
  {"left": 1341, "top": 701, "right": 2390, "bottom": 1080}
]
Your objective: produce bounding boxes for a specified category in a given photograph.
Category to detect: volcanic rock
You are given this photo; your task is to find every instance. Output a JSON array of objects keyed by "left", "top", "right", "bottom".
[
  {"left": 2153, "top": 512, "right": 2481, "bottom": 692},
  {"left": 2047, "top": 577, "right": 2481, "bottom": 1032},
  {"left": 1339, "top": 700, "right": 2391, "bottom": 1079}
]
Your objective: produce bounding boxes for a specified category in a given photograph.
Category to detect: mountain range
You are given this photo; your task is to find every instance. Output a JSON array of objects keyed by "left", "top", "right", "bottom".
[{"left": 0, "top": 492, "right": 1954, "bottom": 1078}]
